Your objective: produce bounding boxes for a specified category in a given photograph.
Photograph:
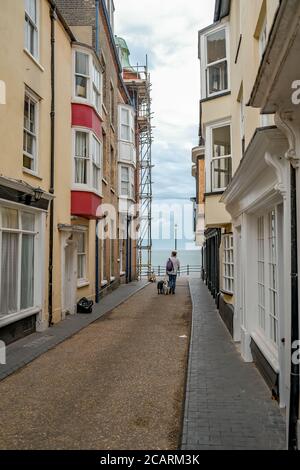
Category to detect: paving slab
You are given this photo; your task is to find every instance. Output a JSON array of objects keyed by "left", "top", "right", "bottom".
[{"left": 181, "top": 278, "right": 286, "bottom": 450}]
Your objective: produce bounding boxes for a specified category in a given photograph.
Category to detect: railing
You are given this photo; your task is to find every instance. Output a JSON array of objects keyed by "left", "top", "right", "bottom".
[{"left": 140, "top": 265, "right": 202, "bottom": 278}]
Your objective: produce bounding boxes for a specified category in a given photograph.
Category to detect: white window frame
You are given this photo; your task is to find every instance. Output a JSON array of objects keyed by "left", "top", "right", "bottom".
[
  {"left": 256, "top": 209, "right": 279, "bottom": 348},
  {"left": 77, "top": 231, "right": 88, "bottom": 284},
  {"left": 119, "top": 105, "right": 135, "bottom": 144},
  {"left": 222, "top": 234, "right": 234, "bottom": 294},
  {"left": 73, "top": 48, "right": 103, "bottom": 116},
  {"left": 205, "top": 120, "right": 232, "bottom": 193},
  {"left": 119, "top": 165, "right": 135, "bottom": 200},
  {"left": 23, "top": 89, "right": 39, "bottom": 175},
  {"left": 0, "top": 203, "right": 43, "bottom": 324},
  {"left": 200, "top": 23, "right": 230, "bottom": 99},
  {"left": 24, "top": 0, "right": 39, "bottom": 60},
  {"left": 73, "top": 129, "right": 103, "bottom": 196}
]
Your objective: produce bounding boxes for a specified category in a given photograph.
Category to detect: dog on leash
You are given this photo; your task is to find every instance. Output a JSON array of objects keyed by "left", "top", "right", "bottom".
[{"left": 157, "top": 279, "right": 170, "bottom": 295}]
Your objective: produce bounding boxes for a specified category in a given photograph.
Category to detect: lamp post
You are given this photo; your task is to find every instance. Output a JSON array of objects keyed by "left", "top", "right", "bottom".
[{"left": 174, "top": 224, "right": 178, "bottom": 251}]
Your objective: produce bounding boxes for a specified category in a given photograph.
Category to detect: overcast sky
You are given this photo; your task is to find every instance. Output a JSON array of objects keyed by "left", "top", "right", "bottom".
[{"left": 114, "top": 0, "right": 215, "bottom": 248}]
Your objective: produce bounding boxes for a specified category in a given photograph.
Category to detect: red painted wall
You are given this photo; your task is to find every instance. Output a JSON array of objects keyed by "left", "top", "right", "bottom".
[
  {"left": 71, "top": 191, "right": 102, "bottom": 220},
  {"left": 72, "top": 103, "right": 102, "bottom": 139}
]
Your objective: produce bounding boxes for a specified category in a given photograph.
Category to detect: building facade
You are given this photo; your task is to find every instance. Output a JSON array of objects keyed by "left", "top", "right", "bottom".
[
  {"left": 0, "top": 0, "right": 140, "bottom": 345},
  {"left": 194, "top": 0, "right": 300, "bottom": 448}
]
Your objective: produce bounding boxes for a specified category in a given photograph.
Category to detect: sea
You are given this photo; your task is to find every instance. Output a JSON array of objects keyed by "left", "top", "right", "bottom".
[{"left": 151, "top": 249, "right": 202, "bottom": 269}]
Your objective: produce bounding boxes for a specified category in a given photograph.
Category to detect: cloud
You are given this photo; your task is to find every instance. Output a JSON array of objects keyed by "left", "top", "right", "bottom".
[{"left": 114, "top": 0, "right": 215, "bottom": 244}]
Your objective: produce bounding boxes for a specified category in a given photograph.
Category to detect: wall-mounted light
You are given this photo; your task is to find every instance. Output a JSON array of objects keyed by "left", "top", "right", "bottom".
[{"left": 19, "top": 187, "right": 44, "bottom": 205}]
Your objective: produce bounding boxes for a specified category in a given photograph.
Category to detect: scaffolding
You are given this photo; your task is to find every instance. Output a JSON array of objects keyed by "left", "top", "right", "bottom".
[{"left": 123, "top": 59, "right": 153, "bottom": 279}]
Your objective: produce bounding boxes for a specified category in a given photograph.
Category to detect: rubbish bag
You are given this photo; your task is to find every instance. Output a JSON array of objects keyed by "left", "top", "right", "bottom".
[{"left": 77, "top": 297, "right": 94, "bottom": 314}]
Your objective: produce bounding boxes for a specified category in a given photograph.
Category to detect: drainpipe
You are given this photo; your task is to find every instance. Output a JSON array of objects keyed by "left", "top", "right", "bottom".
[
  {"left": 126, "top": 215, "right": 130, "bottom": 283},
  {"left": 95, "top": 0, "right": 100, "bottom": 54},
  {"left": 288, "top": 164, "right": 299, "bottom": 450},
  {"left": 48, "top": 5, "right": 56, "bottom": 327},
  {"left": 95, "top": 0, "right": 100, "bottom": 303}
]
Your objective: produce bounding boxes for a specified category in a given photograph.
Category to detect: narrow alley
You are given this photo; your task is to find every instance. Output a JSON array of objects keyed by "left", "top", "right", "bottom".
[{"left": 0, "top": 281, "right": 191, "bottom": 450}]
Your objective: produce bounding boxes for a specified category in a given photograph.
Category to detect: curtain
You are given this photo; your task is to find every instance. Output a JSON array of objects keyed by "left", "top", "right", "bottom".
[
  {"left": 75, "top": 132, "right": 88, "bottom": 184},
  {"left": 21, "top": 234, "right": 34, "bottom": 310},
  {"left": 0, "top": 233, "right": 19, "bottom": 314}
]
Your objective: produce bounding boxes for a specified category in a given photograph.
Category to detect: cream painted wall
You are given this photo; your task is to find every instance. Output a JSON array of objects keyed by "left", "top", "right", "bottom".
[
  {"left": 205, "top": 195, "right": 231, "bottom": 227},
  {"left": 230, "top": 0, "right": 280, "bottom": 173}
]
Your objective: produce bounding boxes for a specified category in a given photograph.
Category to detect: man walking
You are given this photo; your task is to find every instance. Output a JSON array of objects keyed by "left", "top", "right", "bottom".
[{"left": 166, "top": 251, "right": 180, "bottom": 294}]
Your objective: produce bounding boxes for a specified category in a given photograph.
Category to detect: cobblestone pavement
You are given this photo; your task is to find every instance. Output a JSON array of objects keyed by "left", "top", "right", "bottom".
[
  {"left": 0, "top": 280, "right": 148, "bottom": 382},
  {"left": 0, "top": 279, "right": 191, "bottom": 450},
  {"left": 182, "top": 278, "right": 286, "bottom": 450}
]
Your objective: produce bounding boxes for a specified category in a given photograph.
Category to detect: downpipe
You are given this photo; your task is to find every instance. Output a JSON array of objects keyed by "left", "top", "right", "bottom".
[{"left": 288, "top": 164, "right": 300, "bottom": 450}]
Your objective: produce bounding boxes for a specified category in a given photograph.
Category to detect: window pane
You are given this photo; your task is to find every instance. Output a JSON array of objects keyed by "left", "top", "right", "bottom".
[
  {"left": 25, "top": 0, "right": 37, "bottom": 22},
  {"left": 75, "top": 52, "right": 89, "bottom": 75},
  {"left": 207, "top": 29, "right": 226, "bottom": 64},
  {"left": 208, "top": 61, "right": 228, "bottom": 94},
  {"left": 75, "top": 132, "right": 88, "bottom": 157},
  {"left": 23, "top": 154, "right": 34, "bottom": 170},
  {"left": 212, "top": 126, "right": 231, "bottom": 157},
  {"left": 121, "top": 108, "right": 129, "bottom": 125},
  {"left": 78, "top": 232, "right": 85, "bottom": 254},
  {"left": 0, "top": 232, "right": 19, "bottom": 314},
  {"left": 121, "top": 124, "right": 130, "bottom": 141},
  {"left": 2, "top": 208, "right": 19, "bottom": 229},
  {"left": 21, "top": 234, "right": 35, "bottom": 310},
  {"left": 212, "top": 157, "right": 232, "bottom": 190},
  {"left": 76, "top": 76, "right": 87, "bottom": 98},
  {"left": 92, "top": 137, "right": 100, "bottom": 165},
  {"left": 22, "top": 212, "right": 35, "bottom": 231},
  {"left": 75, "top": 158, "right": 87, "bottom": 184}
]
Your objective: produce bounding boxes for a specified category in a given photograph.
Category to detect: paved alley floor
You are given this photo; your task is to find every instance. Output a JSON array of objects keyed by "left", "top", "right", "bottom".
[
  {"left": 0, "top": 279, "right": 191, "bottom": 450},
  {"left": 182, "top": 278, "right": 286, "bottom": 450}
]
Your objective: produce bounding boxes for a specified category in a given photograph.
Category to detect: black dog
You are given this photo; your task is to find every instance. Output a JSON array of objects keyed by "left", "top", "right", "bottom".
[{"left": 157, "top": 280, "right": 164, "bottom": 294}]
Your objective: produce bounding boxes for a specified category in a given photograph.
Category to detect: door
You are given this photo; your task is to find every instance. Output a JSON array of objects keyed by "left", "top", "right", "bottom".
[{"left": 63, "top": 239, "right": 77, "bottom": 316}]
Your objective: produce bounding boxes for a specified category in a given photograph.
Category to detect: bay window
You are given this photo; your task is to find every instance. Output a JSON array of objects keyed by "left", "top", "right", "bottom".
[
  {"left": 210, "top": 124, "right": 232, "bottom": 192},
  {"left": 0, "top": 206, "right": 38, "bottom": 317},
  {"left": 200, "top": 24, "right": 229, "bottom": 99},
  {"left": 75, "top": 51, "right": 89, "bottom": 99},
  {"left": 23, "top": 92, "right": 38, "bottom": 172},
  {"left": 92, "top": 62, "right": 101, "bottom": 113},
  {"left": 119, "top": 165, "right": 135, "bottom": 199},
  {"left": 24, "top": 0, "right": 38, "bottom": 58},
  {"left": 74, "top": 49, "right": 103, "bottom": 113},
  {"left": 74, "top": 130, "right": 102, "bottom": 193}
]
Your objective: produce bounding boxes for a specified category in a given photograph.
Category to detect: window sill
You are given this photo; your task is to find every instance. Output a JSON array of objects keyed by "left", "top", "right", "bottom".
[
  {"left": 120, "top": 271, "right": 126, "bottom": 277},
  {"left": 110, "top": 187, "right": 116, "bottom": 194},
  {"left": 102, "top": 177, "right": 109, "bottom": 186},
  {"left": 110, "top": 276, "right": 116, "bottom": 282},
  {"left": 77, "top": 280, "right": 90, "bottom": 288},
  {"left": 110, "top": 123, "right": 116, "bottom": 133},
  {"left": 200, "top": 90, "right": 231, "bottom": 103},
  {"left": 101, "top": 280, "right": 108, "bottom": 287},
  {"left": 23, "top": 168, "right": 43, "bottom": 180},
  {"left": 23, "top": 49, "right": 44, "bottom": 72},
  {"left": 251, "top": 330, "right": 279, "bottom": 373},
  {"left": 204, "top": 191, "right": 225, "bottom": 197},
  {"left": 0, "top": 307, "right": 41, "bottom": 328}
]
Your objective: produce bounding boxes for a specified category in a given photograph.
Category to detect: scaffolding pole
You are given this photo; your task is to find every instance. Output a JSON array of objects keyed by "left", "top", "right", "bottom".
[{"left": 123, "top": 59, "right": 153, "bottom": 279}]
